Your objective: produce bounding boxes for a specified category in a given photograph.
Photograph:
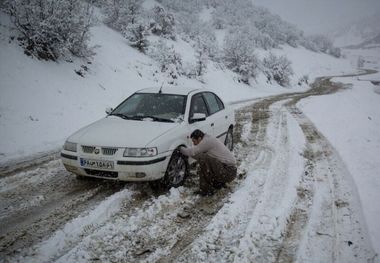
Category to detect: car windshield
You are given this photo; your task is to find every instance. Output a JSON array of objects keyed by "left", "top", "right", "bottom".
[{"left": 111, "top": 93, "right": 186, "bottom": 123}]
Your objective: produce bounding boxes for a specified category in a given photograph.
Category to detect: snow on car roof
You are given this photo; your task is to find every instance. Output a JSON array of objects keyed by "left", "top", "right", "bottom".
[{"left": 137, "top": 86, "right": 204, "bottom": 95}]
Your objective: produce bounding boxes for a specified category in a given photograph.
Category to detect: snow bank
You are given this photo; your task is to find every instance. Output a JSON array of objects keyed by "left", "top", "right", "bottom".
[{"left": 298, "top": 70, "right": 380, "bottom": 255}]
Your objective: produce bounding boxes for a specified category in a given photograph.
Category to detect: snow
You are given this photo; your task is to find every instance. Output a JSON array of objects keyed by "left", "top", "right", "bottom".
[
  {"left": 0, "top": 11, "right": 353, "bottom": 165},
  {"left": 199, "top": 7, "right": 213, "bottom": 23},
  {"left": 299, "top": 82, "right": 380, "bottom": 254},
  {"left": 14, "top": 187, "right": 134, "bottom": 262},
  {"left": 1, "top": 6, "right": 380, "bottom": 262},
  {"left": 298, "top": 47, "right": 380, "bottom": 254},
  {"left": 19, "top": 187, "right": 197, "bottom": 262}
]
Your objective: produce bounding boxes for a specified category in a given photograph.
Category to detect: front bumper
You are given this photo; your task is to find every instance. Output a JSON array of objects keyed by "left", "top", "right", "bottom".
[{"left": 60, "top": 150, "right": 170, "bottom": 181}]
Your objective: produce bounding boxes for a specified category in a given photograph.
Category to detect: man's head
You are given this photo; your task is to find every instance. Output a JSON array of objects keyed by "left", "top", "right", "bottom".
[{"left": 190, "top": 129, "right": 204, "bottom": 145}]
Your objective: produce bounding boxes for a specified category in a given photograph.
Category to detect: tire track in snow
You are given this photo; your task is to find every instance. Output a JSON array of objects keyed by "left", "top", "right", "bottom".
[
  {"left": 165, "top": 71, "right": 377, "bottom": 263},
  {"left": 11, "top": 187, "right": 136, "bottom": 263},
  {"left": 0, "top": 160, "right": 131, "bottom": 260},
  {"left": 171, "top": 100, "right": 302, "bottom": 262},
  {"left": 287, "top": 102, "right": 377, "bottom": 263},
  {"left": 1, "top": 70, "right": 377, "bottom": 262},
  {"left": 155, "top": 101, "right": 276, "bottom": 263},
  {"left": 233, "top": 102, "right": 305, "bottom": 263}
]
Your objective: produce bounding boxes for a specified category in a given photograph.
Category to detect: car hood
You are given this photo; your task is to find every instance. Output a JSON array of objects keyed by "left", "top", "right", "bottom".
[{"left": 68, "top": 116, "right": 179, "bottom": 147}]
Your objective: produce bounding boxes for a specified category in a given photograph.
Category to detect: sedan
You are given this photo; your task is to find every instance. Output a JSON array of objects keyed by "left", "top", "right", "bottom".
[{"left": 61, "top": 87, "right": 235, "bottom": 187}]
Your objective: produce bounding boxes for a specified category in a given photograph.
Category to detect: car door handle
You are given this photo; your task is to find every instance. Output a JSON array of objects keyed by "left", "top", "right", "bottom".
[{"left": 211, "top": 123, "right": 214, "bottom": 127}]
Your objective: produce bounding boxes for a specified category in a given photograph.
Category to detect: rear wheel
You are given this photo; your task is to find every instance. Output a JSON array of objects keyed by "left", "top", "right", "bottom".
[{"left": 224, "top": 127, "right": 234, "bottom": 151}]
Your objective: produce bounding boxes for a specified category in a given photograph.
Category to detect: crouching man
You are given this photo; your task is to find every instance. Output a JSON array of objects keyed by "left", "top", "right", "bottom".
[{"left": 180, "top": 129, "right": 237, "bottom": 196}]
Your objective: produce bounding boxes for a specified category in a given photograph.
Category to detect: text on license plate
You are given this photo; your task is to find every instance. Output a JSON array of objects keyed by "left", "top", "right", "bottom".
[{"left": 80, "top": 158, "right": 114, "bottom": 169}]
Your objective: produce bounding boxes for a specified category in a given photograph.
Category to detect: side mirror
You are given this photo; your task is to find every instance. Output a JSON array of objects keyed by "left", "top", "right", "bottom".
[
  {"left": 190, "top": 113, "right": 206, "bottom": 123},
  {"left": 105, "top": 107, "right": 113, "bottom": 115}
]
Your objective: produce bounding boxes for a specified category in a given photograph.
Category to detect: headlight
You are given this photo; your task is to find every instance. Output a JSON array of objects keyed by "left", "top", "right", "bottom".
[
  {"left": 63, "top": 141, "right": 77, "bottom": 152},
  {"left": 123, "top": 147, "right": 157, "bottom": 157}
]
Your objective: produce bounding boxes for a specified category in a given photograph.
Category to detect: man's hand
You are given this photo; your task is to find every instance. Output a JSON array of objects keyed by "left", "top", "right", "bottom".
[{"left": 179, "top": 146, "right": 188, "bottom": 156}]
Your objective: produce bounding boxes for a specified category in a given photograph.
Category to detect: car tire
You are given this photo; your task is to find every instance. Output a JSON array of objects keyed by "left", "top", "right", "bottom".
[
  {"left": 224, "top": 127, "right": 234, "bottom": 151},
  {"left": 163, "top": 150, "right": 188, "bottom": 188}
]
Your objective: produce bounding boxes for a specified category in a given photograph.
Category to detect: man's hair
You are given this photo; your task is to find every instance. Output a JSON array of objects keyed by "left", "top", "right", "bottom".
[{"left": 190, "top": 129, "right": 204, "bottom": 140}]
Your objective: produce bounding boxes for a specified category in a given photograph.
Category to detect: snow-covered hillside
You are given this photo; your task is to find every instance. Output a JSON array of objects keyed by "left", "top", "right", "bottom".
[
  {"left": 331, "top": 12, "right": 380, "bottom": 47},
  {"left": 299, "top": 47, "right": 380, "bottom": 255},
  {"left": 0, "top": 10, "right": 353, "bottom": 165}
]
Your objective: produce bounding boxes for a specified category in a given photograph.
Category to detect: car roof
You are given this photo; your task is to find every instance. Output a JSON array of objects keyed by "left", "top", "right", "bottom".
[{"left": 136, "top": 86, "right": 207, "bottom": 96}]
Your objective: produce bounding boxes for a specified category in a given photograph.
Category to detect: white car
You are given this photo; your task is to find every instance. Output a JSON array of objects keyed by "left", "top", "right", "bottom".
[{"left": 61, "top": 87, "right": 235, "bottom": 187}]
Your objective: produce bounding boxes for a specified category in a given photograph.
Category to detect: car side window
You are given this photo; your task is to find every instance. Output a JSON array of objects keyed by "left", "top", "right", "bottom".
[
  {"left": 203, "top": 92, "right": 224, "bottom": 115},
  {"left": 215, "top": 95, "right": 225, "bottom": 110},
  {"left": 190, "top": 94, "right": 209, "bottom": 118}
]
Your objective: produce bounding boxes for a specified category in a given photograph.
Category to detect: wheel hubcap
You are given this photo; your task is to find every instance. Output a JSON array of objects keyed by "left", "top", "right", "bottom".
[{"left": 168, "top": 157, "right": 186, "bottom": 185}]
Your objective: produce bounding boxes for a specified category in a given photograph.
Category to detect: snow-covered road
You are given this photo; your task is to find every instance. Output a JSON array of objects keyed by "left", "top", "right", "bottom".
[{"left": 0, "top": 72, "right": 378, "bottom": 263}]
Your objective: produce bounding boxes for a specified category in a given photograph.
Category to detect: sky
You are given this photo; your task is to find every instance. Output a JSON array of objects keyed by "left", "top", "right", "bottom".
[{"left": 253, "top": 0, "right": 380, "bottom": 34}]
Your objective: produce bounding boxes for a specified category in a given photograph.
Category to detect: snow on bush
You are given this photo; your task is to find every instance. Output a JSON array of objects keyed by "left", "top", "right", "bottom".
[
  {"left": 262, "top": 52, "right": 294, "bottom": 87},
  {"left": 103, "top": 0, "right": 142, "bottom": 31},
  {"left": 357, "top": 56, "right": 365, "bottom": 68},
  {"left": 298, "top": 74, "right": 309, "bottom": 86},
  {"left": 211, "top": 1, "right": 301, "bottom": 49},
  {"left": 5, "top": 0, "right": 94, "bottom": 60},
  {"left": 222, "top": 30, "right": 259, "bottom": 84},
  {"left": 194, "top": 38, "right": 209, "bottom": 77},
  {"left": 148, "top": 40, "right": 183, "bottom": 81},
  {"left": 149, "top": 6, "right": 176, "bottom": 40},
  {"left": 123, "top": 20, "right": 149, "bottom": 53},
  {"left": 303, "top": 34, "right": 342, "bottom": 58}
]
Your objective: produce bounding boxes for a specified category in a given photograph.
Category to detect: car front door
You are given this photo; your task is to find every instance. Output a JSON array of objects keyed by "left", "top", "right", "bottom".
[
  {"left": 203, "top": 92, "right": 229, "bottom": 142},
  {"left": 188, "top": 93, "right": 213, "bottom": 138}
]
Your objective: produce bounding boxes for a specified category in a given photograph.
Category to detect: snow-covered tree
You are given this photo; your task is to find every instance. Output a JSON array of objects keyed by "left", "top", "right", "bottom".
[
  {"left": 123, "top": 21, "right": 149, "bottom": 53},
  {"left": 149, "top": 6, "right": 175, "bottom": 40},
  {"left": 103, "top": 0, "right": 142, "bottom": 31},
  {"left": 298, "top": 74, "right": 309, "bottom": 86},
  {"left": 357, "top": 56, "right": 365, "bottom": 68},
  {"left": 263, "top": 53, "right": 294, "bottom": 87},
  {"left": 156, "top": 0, "right": 203, "bottom": 13},
  {"left": 329, "top": 47, "right": 341, "bottom": 58},
  {"left": 223, "top": 30, "right": 259, "bottom": 84},
  {"left": 194, "top": 38, "right": 208, "bottom": 76},
  {"left": 307, "top": 34, "right": 333, "bottom": 53},
  {"left": 5, "top": 0, "right": 94, "bottom": 60},
  {"left": 148, "top": 40, "right": 182, "bottom": 80}
]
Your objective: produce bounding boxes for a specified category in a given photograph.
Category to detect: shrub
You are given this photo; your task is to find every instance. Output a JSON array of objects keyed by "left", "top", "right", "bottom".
[
  {"left": 123, "top": 21, "right": 149, "bottom": 53},
  {"left": 298, "top": 74, "right": 309, "bottom": 86},
  {"left": 148, "top": 40, "right": 182, "bottom": 79},
  {"left": 149, "top": 6, "right": 176, "bottom": 40},
  {"left": 223, "top": 31, "right": 259, "bottom": 84},
  {"left": 194, "top": 38, "right": 208, "bottom": 77},
  {"left": 6, "top": 0, "right": 94, "bottom": 60},
  {"left": 263, "top": 53, "right": 294, "bottom": 87},
  {"left": 103, "top": 0, "right": 142, "bottom": 31}
]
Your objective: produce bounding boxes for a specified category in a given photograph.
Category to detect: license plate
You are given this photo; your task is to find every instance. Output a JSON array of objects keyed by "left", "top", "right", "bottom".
[{"left": 80, "top": 158, "right": 114, "bottom": 170}]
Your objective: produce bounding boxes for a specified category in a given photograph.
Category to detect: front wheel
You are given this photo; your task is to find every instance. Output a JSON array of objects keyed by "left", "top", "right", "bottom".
[
  {"left": 224, "top": 127, "right": 234, "bottom": 151},
  {"left": 163, "top": 151, "right": 188, "bottom": 188}
]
